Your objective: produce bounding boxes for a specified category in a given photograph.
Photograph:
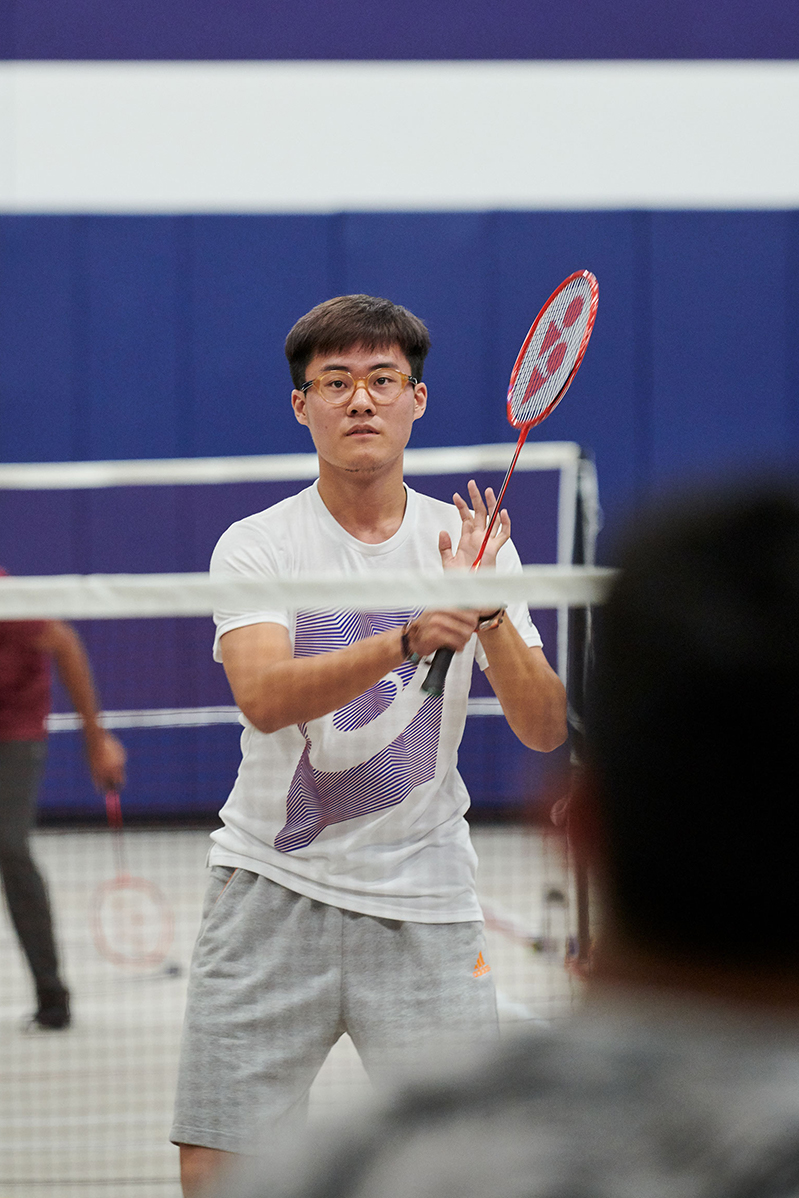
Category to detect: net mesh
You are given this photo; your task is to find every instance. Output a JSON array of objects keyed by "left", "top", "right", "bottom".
[
  {"left": 0, "top": 445, "right": 605, "bottom": 1197},
  {"left": 509, "top": 272, "right": 598, "bottom": 428}
]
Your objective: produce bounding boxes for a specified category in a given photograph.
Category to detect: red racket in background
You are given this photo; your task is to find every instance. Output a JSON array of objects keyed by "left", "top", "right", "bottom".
[
  {"left": 91, "top": 791, "right": 177, "bottom": 972},
  {"left": 422, "top": 270, "right": 599, "bottom": 696}
]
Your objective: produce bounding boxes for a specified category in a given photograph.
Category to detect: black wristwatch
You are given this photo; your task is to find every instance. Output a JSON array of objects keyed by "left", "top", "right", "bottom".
[{"left": 401, "top": 621, "right": 421, "bottom": 663}]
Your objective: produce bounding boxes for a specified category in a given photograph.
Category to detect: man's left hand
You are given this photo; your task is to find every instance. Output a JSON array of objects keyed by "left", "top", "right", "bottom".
[{"left": 438, "top": 480, "right": 511, "bottom": 571}]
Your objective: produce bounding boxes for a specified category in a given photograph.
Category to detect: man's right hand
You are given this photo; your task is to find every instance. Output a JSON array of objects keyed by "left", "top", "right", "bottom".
[
  {"left": 401, "top": 609, "right": 479, "bottom": 659},
  {"left": 220, "top": 610, "right": 482, "bottom": 737}
]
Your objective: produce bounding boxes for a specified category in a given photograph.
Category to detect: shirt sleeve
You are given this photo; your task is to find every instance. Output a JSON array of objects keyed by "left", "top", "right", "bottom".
[
  {"left": 473, "top": 539, "right": 542, "bottom": 672},
  {"left": 210, "top": 520, "right": 292, "bottom": 662}
]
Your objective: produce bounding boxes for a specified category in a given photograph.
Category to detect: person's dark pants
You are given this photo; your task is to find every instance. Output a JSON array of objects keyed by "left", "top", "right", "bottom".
[{"left": 0, "top": 740, "right": 63, "bottom": 994}]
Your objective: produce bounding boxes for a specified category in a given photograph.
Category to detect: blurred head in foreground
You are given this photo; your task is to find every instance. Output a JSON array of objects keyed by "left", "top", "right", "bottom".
[
  {"left": 581, "top": 480, "right": 799, "bottom": 989},
  {"left": 217, "top": 482, "right": 799, "bottom": 1198}
]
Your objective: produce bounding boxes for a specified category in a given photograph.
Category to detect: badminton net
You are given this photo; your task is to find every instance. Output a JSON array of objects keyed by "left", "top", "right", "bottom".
[{"left": 0, "top": 445, "right": 608, "bottom": 1196}]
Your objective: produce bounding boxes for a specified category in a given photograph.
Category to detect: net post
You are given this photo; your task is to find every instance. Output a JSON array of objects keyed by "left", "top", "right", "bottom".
[{"left": 566, "top": 449, "right": 600, "bottom": 971}]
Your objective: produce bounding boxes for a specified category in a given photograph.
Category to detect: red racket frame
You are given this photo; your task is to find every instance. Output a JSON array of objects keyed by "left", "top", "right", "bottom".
[
  {"left": 90, "top": 791, "right": 175, "bottom": 970},
  {"left": 91, "top": 874, "right": 175, "bottom": 969},
  {"left": 421, "top": 271, "right": 598, "bottom": 695},
  {"left": 476, "top": 269, "right": 599, "bottom": 567}
]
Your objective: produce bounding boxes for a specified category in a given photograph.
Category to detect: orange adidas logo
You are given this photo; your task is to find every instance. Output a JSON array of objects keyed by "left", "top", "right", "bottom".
[{"left": 472, "top": 951, "right": 491, "bottom": 978}]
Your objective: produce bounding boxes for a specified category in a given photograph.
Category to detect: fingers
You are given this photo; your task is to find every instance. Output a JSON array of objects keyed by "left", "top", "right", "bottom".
[
  {"left": 454, "top": 482, "right": 490, "bottom": 527},
  {"left": 494, "top": 504, "right": 511, "bottom": 543},
  {"left": 478, "top": 484, "right": 509, "bottom": 539},
  {"left": 460, "top": 481, "right": 506, "bottom": 535},
  {"left": 479, "top": 486, "right": 511, "bottom": 561},
  {"left": 448, "top": 481, "right": 511, "bottom": 571},
  {"left": 88, "top": 732, "right": 127, "bottom": 792},
  {"left": 408, "top": 609, "right": 479, "bottom": 657},
  {"left": 451, "top": 491, "right": 471, "bottom": 524},
  {"left": 467, "top": 479, "right": 488, "bottom": 523}
]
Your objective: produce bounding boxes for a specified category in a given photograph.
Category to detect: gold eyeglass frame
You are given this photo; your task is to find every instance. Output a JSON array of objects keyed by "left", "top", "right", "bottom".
[{"left": 299, "top": 368, "right": 419, "bottom": 406}]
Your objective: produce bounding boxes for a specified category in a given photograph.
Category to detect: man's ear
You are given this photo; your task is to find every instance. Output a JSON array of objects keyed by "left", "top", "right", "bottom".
[
  {"left": 291, "top": 390, "right": 309, "bottom": 426},
  {"left": 411, "top": 383, "right": 427, "bottom": 422}
]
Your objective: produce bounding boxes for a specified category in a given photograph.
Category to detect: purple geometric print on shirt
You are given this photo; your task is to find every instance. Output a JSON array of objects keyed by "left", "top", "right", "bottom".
[
  {"left": 274, "top": 692, "right": 444, "bottom": 852},
  {"left": 293, "top": 608, "right": 419, "bottom": 656},
  {"left": 273, "top": 607, "right": 441, "bottom": 852},
  {"left": 334, "top": 677, "right": 399, "bottom": 733},
  {"left": 293, "top": 608, "right": 419, "bottom": 658},
  {"left": 294, "top": 608, "right": 421, "bottom": 732}
]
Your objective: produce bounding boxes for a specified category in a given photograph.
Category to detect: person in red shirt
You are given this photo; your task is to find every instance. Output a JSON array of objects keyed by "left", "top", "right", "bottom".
[{"left": 0, "top": 599, "right": 126, "bottom": 1030}]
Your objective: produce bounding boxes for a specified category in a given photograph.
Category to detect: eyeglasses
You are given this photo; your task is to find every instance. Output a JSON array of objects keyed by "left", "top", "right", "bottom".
[{"left": 300, "top": 368, "right": 418, "bottom": 406}]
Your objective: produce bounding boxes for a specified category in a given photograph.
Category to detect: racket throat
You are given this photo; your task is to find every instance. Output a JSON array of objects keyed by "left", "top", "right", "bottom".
[{"left": 473, "top": 427, "right": 529, "bottom": 570}]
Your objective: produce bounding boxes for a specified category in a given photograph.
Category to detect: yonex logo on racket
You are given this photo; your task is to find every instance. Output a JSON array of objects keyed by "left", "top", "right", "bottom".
[
  {"left": 526, "top": 295, "right": 586, "bottom": 399},
  {"left": 505, "top": 271, "right": 597, "bottom": 433},
  {"left": 520, "top": 292, "right": 588, "bottom": 405}
]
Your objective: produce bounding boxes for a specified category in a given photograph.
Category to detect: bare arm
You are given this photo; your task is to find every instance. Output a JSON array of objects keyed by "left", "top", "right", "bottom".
[
  {"left": 440, "top": 479, "right": 568, "bottom": 752},
  {"left": 223, "top": 479, "right": 564, "bottom": 742},
  {"left": 483, "top": 629, "right": 567, "bottom": 751},
  {"left": 33, "top": 621, "right": 127, "bottom": 791},
  {"left": 220, "top": 608, "right": 480, "bottom": 735}
]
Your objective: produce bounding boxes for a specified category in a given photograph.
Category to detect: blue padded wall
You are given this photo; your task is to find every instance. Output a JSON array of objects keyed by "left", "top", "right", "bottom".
[
  {"left": 3, "top": 211, "right": 799, "bottom": 541},
  {"left": 5, "top": 0, "right": 798, "bottom": 59},
  {"left": 650, "top": 212, "right": 795, "bottom": 484},
  {"left": 3, "top": 209, "right": 799, "bottom": 820}
]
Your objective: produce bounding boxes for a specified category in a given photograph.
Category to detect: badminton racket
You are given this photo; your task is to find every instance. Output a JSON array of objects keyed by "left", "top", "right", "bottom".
[
  {"left": 91, "top": 790, "right": 176, "bottom": 971},
  {"left": 422, "top": 270, "right": 599, "bottom": 696}
]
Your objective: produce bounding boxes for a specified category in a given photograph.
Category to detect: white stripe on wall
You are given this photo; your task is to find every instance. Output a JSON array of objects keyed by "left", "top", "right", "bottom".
[
  {"left": 1, "top": 61, "right": 798, "bottom": 212},
  {"left": 47, "top": 698, "right": 504, "bottom": 731}
]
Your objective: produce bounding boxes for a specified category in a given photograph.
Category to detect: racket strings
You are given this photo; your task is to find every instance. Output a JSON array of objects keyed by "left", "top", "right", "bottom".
[
  {"left": 92, "top": 876, "right": 175, "bottom": 967},
  {"left": 509, "top": 278, "right": 595, "bottom": 427},
  {"left": 94, "top": 789, "right": 175, "bottom": 967}
]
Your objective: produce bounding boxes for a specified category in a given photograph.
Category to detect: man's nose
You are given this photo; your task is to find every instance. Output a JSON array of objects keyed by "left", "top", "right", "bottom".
[{"left": 348, "top": 380, "right": 374, "bottom": 410}]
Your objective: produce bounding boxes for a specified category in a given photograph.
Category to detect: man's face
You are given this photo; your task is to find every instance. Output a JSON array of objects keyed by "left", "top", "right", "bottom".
[{"left": 291, "top": 344, "right": 427, "bottom": 476}]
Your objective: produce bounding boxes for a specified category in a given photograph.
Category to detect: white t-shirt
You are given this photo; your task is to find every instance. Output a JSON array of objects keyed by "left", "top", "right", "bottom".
[{"left": 208, "top": 482, "right": 542, "bottom": 923}]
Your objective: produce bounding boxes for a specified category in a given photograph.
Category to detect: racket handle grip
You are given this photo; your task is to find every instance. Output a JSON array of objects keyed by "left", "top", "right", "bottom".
[{"left": 422, "top": 647, "right": 455, "bottom": 696}]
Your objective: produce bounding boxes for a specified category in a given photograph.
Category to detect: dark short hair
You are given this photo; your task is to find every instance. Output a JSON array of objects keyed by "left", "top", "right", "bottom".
[
  {"left": 587, "top": 483, "right": 799, "bottom": 967},
  {"left": 284, "top": 295, "right": 431, "bottom": 390}
]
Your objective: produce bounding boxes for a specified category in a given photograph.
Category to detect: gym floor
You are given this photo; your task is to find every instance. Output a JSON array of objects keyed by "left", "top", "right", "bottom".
[{"left": 0, "top": 824, "right": 581, "bottom": 1197}]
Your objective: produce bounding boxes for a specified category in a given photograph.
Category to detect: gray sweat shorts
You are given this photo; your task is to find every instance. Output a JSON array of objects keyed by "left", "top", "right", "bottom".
[{"left": 170, "top": 866, "right": 498, "bottom": 1154}]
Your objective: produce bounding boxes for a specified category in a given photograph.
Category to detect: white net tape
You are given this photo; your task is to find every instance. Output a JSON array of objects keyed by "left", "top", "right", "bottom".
[{"left": 0, "top": 566, "right": 616, "bottom": 620}]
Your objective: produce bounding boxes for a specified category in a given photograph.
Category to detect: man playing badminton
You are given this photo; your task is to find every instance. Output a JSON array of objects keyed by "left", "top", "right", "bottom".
[
  {"left": 0, "top": 605, "right": 126, "bottom": 1029},
  {"left": 172, "top": 294, "right": 567, "bottom": 1195}
]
